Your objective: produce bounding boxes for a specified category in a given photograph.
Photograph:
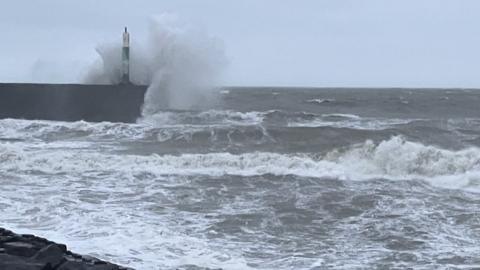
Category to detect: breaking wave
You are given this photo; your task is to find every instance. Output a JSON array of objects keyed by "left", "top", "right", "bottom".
[
  {"left": 2, "top": 136, "right": 480, "bottom": 191},
  {"left": 0, "top": 112, "right": 408, "bottom": 149},
  {"left": 84, "top": 14, "right": 227, "bottom": 112},
  {"left": 139, "top": 110, "right": 265, "bottom": 126},
  {"left": 288, "top": 116, "right": 414, "bottom": 130}
]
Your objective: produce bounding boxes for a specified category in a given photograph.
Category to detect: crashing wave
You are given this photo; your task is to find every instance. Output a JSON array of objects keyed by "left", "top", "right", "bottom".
[{"left": 2, "top": 136, "right": 480, "bottom": 190}]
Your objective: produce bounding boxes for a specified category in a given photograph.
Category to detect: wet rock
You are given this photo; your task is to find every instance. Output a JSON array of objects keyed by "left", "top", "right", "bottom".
[
  {"left": 32, "top": 244, "right": 65, "bottom": 268},
  {"left": 90, "top": 265, "right": 122, "bottom": 270},
  {"left": 0, "top": 227, "right": 131, "bottom": 270},
  {"left": 0, "top": 254, "right": 47, "bottom": 270},
  {"left": 57, "top": 261, "right": 89, "bottom": 270},
  {"left": 3, "top": 241, "right": 38, "bottom": 257},
  {"left": 58, "top": 261, "right": 121, "bottom": 270}
]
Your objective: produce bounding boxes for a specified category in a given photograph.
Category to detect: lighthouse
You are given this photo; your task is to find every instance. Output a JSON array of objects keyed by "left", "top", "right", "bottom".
[{"left": 121, "top": 27, "right": 130, "bottom": 84}]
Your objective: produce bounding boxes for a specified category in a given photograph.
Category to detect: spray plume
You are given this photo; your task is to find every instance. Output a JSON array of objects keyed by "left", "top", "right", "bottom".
[{"left": 84, "top": 14, "right": 227, "bottom": 114}]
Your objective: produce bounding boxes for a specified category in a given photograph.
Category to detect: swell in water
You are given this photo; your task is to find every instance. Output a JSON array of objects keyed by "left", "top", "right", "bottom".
[
  {"left": 2, "top": 88, "right": 480, "bottom": 269},
  {"left": 2, "top": 125, "right": 480, "bottom": 268},
  {"left": 2, "top": 130, "right": 480, "bottom": 191}
]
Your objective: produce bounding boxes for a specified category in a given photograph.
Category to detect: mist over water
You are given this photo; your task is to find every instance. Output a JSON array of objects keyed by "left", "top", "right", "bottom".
[{"left": 84, "top": 14, "right": 227, "bottom": 112}]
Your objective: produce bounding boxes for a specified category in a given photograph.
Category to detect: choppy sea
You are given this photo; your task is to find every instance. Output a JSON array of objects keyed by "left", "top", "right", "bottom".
[{"left": 2, "top": 87, "right": 480, "bottom": 269}]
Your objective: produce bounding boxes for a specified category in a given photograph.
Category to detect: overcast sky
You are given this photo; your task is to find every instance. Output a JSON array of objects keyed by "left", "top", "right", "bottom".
[{"left": 1, "top": 0, "right": 480, "bottom": 87}]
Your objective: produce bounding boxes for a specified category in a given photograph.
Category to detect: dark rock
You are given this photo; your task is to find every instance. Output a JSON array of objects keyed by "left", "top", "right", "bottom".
[
  {"left": 3, "top": 241, "right": 38, "bottom": 257},
  {"left": 1, "top": 235, "right": 23, "bottom": 243},
  {"left": 81, "top": 255, "right": 97, "bottom": 263},
  {"left": 90, "top": 265, "right": 120, "bottom": 270},
  {"left": 21, "top": 234, "right": 39, "bottom": 240},
  {"left": 0, "top": 254, "right": 47, "bottom": 270},
  {"left": 57, "top": 261, "right": 89, "bottom": 270},
  {"left": 0, "top": 227, "right": 131, "bottom": 270},
  {"left": 31, "top": 244, "right": 65, "bottom": 268}
]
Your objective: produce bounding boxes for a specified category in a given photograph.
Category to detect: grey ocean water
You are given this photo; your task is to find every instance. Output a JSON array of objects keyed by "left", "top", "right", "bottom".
[{"left": 1, "top": 88, "right": 480, "bottom": 269}]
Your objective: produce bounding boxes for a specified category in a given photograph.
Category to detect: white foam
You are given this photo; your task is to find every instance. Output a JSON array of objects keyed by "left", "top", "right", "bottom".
[
  {"left": 288, "top": 116, "right": 413, "bottom": 130},
  {"left": 322, "top": 113, "right": 362, "bottom": 120},
  {"left": 0, "top": 118, "right": 150, "bottom": 141},
  {"left": 2, "top": 136, "right": 480, "bottom": 191},
  {"left": 306, "top": 98, "right": 335, "bottom": 104},
  {"left": 220, "top": 89, "right": 230, "bottom": 95},
  {"left": 0, "top": 111, "right": 266, "bottom": 145},
  {"left": 0, "top": 171, "right": 255, "bottom": 270},
  {"left": 3, "top": 136, "right": 480, "bottom": 269},
  {"left": 139, "top": 110, "right": 265, "bottom": 127}
]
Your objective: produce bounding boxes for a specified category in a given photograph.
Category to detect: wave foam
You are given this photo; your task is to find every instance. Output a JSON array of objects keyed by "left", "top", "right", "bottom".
[
  {"left": 2, "top": 136, "right": 480, "bottom": 190},
  {"left": 289, "top": 118, "right": 414, "bottom": 130},
  {"left": 306, "top": 98, "right": 335, "bottom": 104},
  {"left": 139, "top": 110, "right": 265, "bottom": 126},
  {"left": 0, "top": 118, "right": 149, "bottom": 141}
]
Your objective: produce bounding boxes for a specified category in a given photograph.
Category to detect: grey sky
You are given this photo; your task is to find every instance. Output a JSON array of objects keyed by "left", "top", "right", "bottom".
[{"left": 1, "top": 0, "right": 480, "bottom": 87}]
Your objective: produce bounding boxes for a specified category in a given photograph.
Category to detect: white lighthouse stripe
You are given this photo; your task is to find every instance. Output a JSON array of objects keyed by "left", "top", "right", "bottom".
[{"left": 123, "top": 32, "right": 130, "bottom": 47}]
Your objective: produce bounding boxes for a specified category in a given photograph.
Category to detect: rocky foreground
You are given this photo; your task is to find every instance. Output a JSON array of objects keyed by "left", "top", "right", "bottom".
[{"left": 0, "top": 228, "right": 131, "bottom": 270}]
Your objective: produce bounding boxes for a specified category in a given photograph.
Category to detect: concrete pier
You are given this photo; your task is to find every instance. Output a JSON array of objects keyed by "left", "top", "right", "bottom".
[{"left": 0, "top": 83, "right": 147, "bottom": 123}]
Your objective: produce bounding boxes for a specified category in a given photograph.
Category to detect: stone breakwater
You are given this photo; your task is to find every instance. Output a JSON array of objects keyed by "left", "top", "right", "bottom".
[{"left": 0, "top": 228, "right": 131, "bottom": 270}]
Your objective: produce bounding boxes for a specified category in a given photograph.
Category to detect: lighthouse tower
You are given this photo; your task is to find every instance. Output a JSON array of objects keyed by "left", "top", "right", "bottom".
[{"left": 121, "top": 27, "right": 130, "bottom": 84}]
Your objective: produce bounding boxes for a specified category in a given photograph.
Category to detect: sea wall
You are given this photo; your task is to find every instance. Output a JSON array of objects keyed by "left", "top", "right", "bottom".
[{"left": 0, "top": 83, "right": 147, "bottom": 123}]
